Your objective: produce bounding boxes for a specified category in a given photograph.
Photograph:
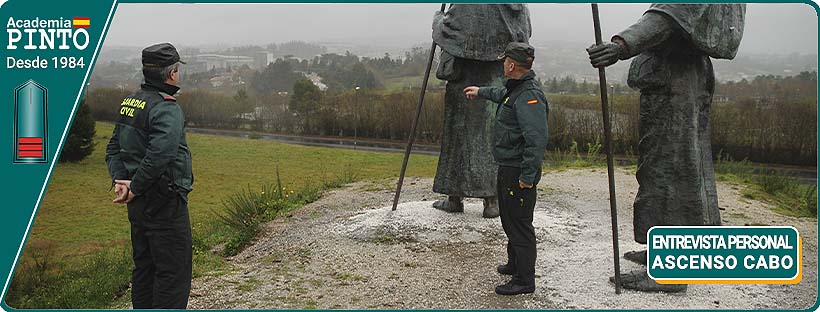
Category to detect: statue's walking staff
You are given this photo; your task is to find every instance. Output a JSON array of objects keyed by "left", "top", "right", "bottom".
[
  {"left": 392, "top": 4, "right": 447, "bottom": 211},
  {"left": 591, "top": 3, "right": 622, "bottom": 294}
]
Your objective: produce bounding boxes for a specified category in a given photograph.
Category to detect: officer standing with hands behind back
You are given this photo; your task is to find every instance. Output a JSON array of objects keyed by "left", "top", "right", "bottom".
[
  {"left": 105, "top": 43, "right": 194, "bottom": 309},
  {"left": 464, "top": 42, "right": 548, "bottom": 296}
]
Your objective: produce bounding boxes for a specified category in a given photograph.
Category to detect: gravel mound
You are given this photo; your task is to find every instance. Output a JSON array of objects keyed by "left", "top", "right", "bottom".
[{"left": 185, "top": 169, "right": 818, "bottom": 310}]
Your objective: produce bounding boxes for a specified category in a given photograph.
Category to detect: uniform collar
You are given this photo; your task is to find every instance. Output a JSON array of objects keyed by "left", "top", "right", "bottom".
[
  {"left": 504, "top": 70, "right": 537, "bottom": 91},
  {"left": 517, "top": 70, "right": 537, "bottom": 82},
  {"left": 141, "top": 79, "right": 180, "bottom": 96}
]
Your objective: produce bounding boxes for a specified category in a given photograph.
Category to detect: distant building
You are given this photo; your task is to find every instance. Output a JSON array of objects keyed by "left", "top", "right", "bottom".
[
  {"left": 207, "top": 74, "right": 246, "bottom": 88},
  {"left": 713, "top": 95, "right": 730, "bottom": 103},
  {"left": 305, "top": 72, "right": 328, "bottom": 91},
  {"left": 184, "top": 54, "right": 255, "bottom": 74},
  {"left": 254, "top": 51, "right": 275, "bottom": 69}
]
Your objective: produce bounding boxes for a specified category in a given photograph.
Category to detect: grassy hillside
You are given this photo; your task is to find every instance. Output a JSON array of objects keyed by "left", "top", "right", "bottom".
[
  {"left": 31, "top": 122, "right": 437, "bottom": 256},
  {"left": 9, "top": 122, "right": 438, "bottom": 308}
]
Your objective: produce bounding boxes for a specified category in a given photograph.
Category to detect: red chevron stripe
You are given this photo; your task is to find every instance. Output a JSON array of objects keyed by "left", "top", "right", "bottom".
[
  {"left": 19, "top": 137, "right": 42, "bottom": 144},
  {"left": 18, "top": 151, "right": 42, "bottom": 158},
  {"left": 18, "top": 144, "right": 42, "bottom": 151}
]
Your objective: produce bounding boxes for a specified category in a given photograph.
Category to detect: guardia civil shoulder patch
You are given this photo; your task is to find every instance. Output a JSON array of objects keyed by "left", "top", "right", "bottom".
[{"left": 527, "top": 99, "right": 538, "bottom": 105}]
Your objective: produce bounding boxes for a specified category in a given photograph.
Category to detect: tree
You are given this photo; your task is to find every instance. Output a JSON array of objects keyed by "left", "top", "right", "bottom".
[
  {"left": 250, "top": 59, "right": 303, "bottom": 94},
  {"left": 234, "top": 88, "right": 253, "bottom": 115},
  {"left": 60, "top": 98, "right": 96, "bottom": 162},
  {"left": 548, "top": 77, "right": 559, "bottom": 93},
  {"left": 291, "top": 79, "right": 321, "bottom": 115},
  {"left": 559, "top": 76, "right": 577, "bottom": 93},
  {"left": 291, "top": 79, "right": 322, "bottom": 133},
  {"left": 350, "top": 63, "right": 378, "bottom": 89}
]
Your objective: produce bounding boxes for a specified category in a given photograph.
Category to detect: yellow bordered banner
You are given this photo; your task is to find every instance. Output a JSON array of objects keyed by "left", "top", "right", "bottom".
[{"left": 647, "top": 226, "right": 802, "bottom": 284}]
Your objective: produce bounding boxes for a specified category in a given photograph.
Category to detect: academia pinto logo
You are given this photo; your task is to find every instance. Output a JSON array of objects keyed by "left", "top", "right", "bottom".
[
  {"left": 647, "top": 226, "right": 801, "bottom": 284},
  {"left": 6, "top": 17, "right": 90, "bottom": 69},
  {"left": 6, "top": 16, "right": 90, "bottom": 50}
]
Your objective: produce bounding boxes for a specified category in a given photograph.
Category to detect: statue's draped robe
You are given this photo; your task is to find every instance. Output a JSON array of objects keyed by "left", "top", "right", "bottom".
[
  {"left": 431, "top": 4, "right": 531, "bottom": 197},
  {"left": 619, "top": 4, "right": 745, "bottom": 243}
]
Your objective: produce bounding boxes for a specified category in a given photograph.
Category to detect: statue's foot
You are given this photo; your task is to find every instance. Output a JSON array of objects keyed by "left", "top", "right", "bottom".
[
  {"left": 610, "top": 270, "right": 687, "bottom": 293},
  {"left": 624, "top": 250, "right": 647, "bottom": 265},
  {"left": 432, "top": 196, "right": 464, "bottom": 213},
  {"left": 483, "top": 197, "right": 499, "bottom": 218}
]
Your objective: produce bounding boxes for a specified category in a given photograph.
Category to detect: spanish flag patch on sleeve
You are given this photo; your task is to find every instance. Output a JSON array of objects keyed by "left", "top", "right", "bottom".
[{"left": 527, "top": 99, "right": 538, "bottom": 105}]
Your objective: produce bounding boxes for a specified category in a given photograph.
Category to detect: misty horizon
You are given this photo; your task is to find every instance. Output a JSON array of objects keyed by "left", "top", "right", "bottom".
[{"left": 101, "top": 3, "right": 818, "bottom": 56}]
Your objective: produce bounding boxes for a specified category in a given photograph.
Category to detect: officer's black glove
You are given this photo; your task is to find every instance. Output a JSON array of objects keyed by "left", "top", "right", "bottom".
[{"left": 586, "top": 42, "right": 623, "bottom": 68}]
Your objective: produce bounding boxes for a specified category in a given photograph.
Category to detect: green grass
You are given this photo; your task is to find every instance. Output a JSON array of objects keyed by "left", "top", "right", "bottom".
[
  {"left": 10, "top": 121, "right": 438, "bottom": 309},
  {"left": 6, "top": 244, "right": 133, "bottom": 309},
  {"left": 236, "top": 277, "right": 261, "bottom": 292},
  {"left": 715, "top": 156, "right": 817, "bottom": 218},
  {"left": 544, "top": 145, "right": 816, "bottom": 219},
  {"left": 333, "top": 272, "right": 365, "bottom": 282},
  {"left": 31, "top": 122, "right": 437, "bottom": 257},
  {"left": 381, "top": 76, "right": 445, "bottom": 92},
  {"left": 544, "top": 138, "right": 606, "bottom": 170}
]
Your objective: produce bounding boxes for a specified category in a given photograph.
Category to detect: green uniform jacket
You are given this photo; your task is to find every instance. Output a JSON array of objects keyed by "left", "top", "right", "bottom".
[
  {"left": 105, "top": 82, "right": 193, "bottom": 198},
  {"left": 478, "top": 70, "right": 549, "bottom": 185}
]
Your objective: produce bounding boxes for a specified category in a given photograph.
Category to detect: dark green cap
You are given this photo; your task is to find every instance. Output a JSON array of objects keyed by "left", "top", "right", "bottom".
[
  {"left": 142, "top": 43, "right": 186, "bottom": 67},
  {"left": 498, "top": 42, "right": 535, "bottom": 66}
]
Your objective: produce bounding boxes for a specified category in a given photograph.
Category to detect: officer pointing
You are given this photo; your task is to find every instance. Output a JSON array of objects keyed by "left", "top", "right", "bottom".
[
  {"left": 105, "top": 43, "right": 194, "bottom": 309},
  {"left": 464, "top": 42, "right": 549, "bottom": 295}
]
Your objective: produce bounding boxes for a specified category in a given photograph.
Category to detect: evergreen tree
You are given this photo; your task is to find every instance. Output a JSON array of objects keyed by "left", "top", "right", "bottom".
[
  {"left": 291, "top": 79, "right": 322, "bottom": 115},
  {"left": 548, "top": 77, "right": 560, "bottom": 93},
  {"left": 291, "top": 79, "right": 322, "bottom": 133},
  {"left": 234, "top": 88, "right": 253, "bottom": 115},
  {"left": 60, "top": 98, "right": 96, "bottom": 162},
  {"left": 251, "top": 59, "right": 303, "bottom": 93}
]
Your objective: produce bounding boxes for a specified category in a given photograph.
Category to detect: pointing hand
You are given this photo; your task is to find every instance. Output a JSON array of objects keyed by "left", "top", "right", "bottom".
[{"left": 463, "top": 86, "right": 480, "bottom": 100}]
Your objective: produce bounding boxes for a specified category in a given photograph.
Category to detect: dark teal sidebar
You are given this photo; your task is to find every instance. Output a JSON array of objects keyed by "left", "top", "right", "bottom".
[{"left": 0, "top": 0, "right": 118, "bottom": 308}]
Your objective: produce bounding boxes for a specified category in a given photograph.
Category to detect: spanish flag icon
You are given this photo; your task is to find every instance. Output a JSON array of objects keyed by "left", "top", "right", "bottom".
[{"left": 73, "top": 17, "right": 90, "bottom": 28}]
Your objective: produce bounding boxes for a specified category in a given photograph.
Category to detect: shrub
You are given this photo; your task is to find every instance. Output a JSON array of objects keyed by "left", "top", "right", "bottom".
[
  {"left": 215, "top": 166, "right": 359, "bottom": 256},
  {"left": 800, "top": 185, "right": 818, "bottom": 217},
  {"left": 546, "top": 138, "right": 604, "bottom": 168},
  {"left": 215, "top": 167, "right": 297, "bottom": 256},
  {"left": 216, "top": 183, "right": 292, "bottom": 237},
  {"left": 714, "top": 152, "right": 754, "bottom": 178},
  {"left": 755, "top": 170, "right": 795, "bottom": 195}
]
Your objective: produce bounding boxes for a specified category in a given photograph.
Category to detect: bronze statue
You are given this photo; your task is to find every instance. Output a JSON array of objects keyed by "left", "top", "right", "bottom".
[
  {"left": 431, "top": 4, "right": 532, "bottom": 218},
  {"left": 587, "top": 4, "right": 745, "bottom": 292}
]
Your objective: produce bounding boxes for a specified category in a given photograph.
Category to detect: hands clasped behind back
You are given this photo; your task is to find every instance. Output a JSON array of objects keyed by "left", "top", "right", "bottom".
[{"left": 113, "top": 179, "right": 136, "bottom": 204}]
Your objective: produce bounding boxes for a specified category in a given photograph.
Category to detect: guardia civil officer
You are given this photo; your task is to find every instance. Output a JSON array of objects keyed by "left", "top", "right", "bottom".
[
  {"left": 105, "top": 43, "right": 194, "bottom": 309},
  {"left": 464, "top": 42, "right": 548, "bottom": 296}
]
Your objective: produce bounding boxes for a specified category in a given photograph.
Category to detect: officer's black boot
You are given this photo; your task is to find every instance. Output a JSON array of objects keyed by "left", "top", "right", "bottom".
[
  {"left": 483, "top": 197, "right": 499, "bottom": 218},
  {"left": 495, "top": 279, "right": 535, "bottom": 295},
  {"left": 432, "top": 196, "right": 464, "bottom": 213},
  {"left": 497, "top": 263, "right": 515, "bottom": 275}
]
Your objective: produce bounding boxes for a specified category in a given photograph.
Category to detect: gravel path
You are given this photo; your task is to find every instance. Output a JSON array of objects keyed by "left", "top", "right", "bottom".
[{"left": 187, "top": 168, "right": 817, "bottom": 309}]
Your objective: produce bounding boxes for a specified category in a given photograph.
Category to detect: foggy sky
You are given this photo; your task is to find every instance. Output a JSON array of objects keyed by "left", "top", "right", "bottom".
[{"left": 102, "top": 3, "right": 818, "bottom": 55}]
